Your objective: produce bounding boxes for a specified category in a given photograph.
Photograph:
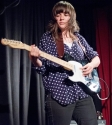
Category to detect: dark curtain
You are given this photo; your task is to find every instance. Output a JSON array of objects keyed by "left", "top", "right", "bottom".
[
  {"left": 0, "top": 0, "right": 49, "bottom": 125},
  {"left": 94, "top": 5, "right": 112, "bottom": 125},
  {"left": 0, "top": 0, "right": 107, "bottom": 125}
]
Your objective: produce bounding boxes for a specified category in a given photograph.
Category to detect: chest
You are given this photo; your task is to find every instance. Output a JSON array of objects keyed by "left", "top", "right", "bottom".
[{"left": 46, "top": 40, "right": 85, "bottom": 61}]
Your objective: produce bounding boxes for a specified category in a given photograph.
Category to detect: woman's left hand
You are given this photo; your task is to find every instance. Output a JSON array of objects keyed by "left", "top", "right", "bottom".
[{"left": 80, "top": 63, "right": 93, "bottom": 76}]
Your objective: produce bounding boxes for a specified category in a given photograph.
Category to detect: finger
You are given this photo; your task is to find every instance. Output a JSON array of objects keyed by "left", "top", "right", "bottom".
[
  {"left": 83, "top": 72, "right": 89, "bottom": 76},
  {"left": 31, "top": 44, "right": 35, "bottom": 46},
  {"left": 30, "top": 45, "right": 36, "bottom": 52},
  {"left": 32, "top": 47, "right": 40, "bottom": 57},
  {"left": 83, "top": 69, "right": 92, "bottom": 76},
  {"left": 82, "top": 64, "right": 89, "bottom": 69}
]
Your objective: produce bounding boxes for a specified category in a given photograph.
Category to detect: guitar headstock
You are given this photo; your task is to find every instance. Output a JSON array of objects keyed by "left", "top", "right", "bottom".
[{"left": 1, "top": 38, "right": 26, "bottom": 50}]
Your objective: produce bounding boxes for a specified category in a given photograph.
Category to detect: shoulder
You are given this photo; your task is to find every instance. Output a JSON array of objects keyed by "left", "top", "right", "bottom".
[
  {"left": 74, "top": 32, "right": 87, "bottom": 45},
  {"left": 41, "top": 31, "right": 52, "bottom": 38},
  {"left": 74, "top": 32, "right": 85, "bottom": 40},
  {"left": 39, "top": 31, "right": 54, "bottom": 46}
]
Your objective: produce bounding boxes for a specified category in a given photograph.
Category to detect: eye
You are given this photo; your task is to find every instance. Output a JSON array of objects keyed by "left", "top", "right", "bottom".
[
  {"left": 56, "top": 14, "right": 60, "bottom": 17},
  {"left": 64, "top": 13, "right": 69, "bottom": 16}
]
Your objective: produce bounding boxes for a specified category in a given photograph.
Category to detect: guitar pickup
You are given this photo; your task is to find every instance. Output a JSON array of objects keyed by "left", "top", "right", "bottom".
[
  {"left": 87, "top": 73, "right": 93, "bottom": 80},
  {"left": 86, "top": 82, "right": 92, "bottom": 86}
]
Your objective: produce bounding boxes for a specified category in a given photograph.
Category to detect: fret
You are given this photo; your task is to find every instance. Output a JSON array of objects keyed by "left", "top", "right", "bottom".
[{"left": 40, "top": 51, "right": 73, "bottom": 70}]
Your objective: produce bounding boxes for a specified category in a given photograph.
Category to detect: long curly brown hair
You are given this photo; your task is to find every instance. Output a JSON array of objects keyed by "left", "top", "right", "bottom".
[{"left": 47, "top": 1, "right": 80, "bottom": 41}]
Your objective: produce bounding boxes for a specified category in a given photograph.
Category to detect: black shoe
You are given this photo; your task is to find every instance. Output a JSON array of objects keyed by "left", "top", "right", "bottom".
[{"left": 97, "top": 111, "right": 103, "bottom": 120}]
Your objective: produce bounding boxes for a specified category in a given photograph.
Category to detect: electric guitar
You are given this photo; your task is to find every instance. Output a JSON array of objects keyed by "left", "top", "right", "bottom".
[{"left": 1, "top": 38, "right": 101, "bottom": 93}]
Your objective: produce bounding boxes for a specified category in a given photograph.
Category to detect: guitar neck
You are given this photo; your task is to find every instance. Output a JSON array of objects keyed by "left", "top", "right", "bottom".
[
  {"left": 41, "top": 51, "right": 74, "bottom": 70},
  {"left": 1, "top": 38, "right": 73, "bottom": 71},
  {"left": 24, "top": 44, "right": 73, "bottom": 71}
]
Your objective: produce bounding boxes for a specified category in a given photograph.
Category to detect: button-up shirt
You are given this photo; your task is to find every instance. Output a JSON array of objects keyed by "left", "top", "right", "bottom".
[{"left": 35, "top": 31, "right": 98, "bottom": 105}]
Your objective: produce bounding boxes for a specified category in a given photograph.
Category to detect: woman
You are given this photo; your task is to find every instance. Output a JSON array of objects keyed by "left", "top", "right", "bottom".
[{"left": 29, "top": 1, "right": 100, "bottom": 125}]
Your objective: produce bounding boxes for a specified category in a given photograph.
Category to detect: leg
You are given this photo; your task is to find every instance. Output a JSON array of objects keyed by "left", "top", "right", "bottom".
[
  {"left": 45, "top": 94, "right": 75, "bottom": 125},
  {"left": 72, "top": 96, "right": 98, "bottom": 125}
]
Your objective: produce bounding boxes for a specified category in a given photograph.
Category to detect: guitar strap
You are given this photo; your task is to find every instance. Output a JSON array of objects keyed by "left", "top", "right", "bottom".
[
  {"left": 78, "top": 40, "right": 90, "bottom": 61},
  {"left": 56, "top": 39, "right": 64, "bottom": 58},
  {"left": 78, "top": 40, "right": 93, "bottom": 78}
]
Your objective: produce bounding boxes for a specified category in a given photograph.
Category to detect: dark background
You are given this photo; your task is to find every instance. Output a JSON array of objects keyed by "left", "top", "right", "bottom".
[{"left": 0, "top": 0, "right": 112, "bottom": 125}]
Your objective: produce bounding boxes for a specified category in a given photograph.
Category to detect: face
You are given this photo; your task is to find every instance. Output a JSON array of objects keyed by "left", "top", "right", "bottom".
[{"left": 55, "top": 12, "right": 70, "bottom": 32}]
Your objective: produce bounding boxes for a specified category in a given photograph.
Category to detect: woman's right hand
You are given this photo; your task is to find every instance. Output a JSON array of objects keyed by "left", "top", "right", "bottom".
[{"left": 29, "top": 45, "right": 42, "bottom": 67}]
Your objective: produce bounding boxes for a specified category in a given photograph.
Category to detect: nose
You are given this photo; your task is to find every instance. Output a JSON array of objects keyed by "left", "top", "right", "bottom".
[{"left": 60, "top": 14, "right": 64, "bottom": 20}]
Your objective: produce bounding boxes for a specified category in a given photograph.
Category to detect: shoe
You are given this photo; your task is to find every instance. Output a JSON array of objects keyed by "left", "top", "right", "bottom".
[{"left": 97, "top": 111, "right": 103, "bottom": 120}]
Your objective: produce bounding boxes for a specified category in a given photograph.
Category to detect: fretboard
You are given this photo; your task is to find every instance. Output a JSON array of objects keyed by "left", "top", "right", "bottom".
[{"left": 24, "top": 44, "right": 73, "bottom": 70}]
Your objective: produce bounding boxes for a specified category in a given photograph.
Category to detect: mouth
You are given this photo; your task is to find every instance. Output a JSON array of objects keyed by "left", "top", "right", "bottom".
[{"left": 59, "top": 22, "right": 65, "bottom": 25}]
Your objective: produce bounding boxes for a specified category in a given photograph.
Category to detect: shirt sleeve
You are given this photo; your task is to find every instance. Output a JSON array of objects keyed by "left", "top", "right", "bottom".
[
  {"left": 34, "top": 32, "right": 61, "bottom": 74},
  {"left": 77, "top": 33, "right": 99, "bottom": 61},
  {"left": 34, "top": 33, "right": 50, "bottom": 74}
]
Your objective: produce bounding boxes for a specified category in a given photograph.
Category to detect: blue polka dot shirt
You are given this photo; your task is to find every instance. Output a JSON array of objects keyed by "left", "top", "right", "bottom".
[{"left": 35, "top": 31, "right": 98, "bottom": 105}]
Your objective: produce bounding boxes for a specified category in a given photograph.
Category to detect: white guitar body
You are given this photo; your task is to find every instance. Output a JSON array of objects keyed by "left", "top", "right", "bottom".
[
  {"left": 68, "top": 61, "right": 84, "bottom": 82},
  {"left": 68, "top": 61, "right": 101, "bottom": 93}
]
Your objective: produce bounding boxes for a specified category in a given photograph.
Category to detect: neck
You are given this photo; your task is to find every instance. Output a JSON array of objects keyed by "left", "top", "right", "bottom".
[{"left": 62, "top": 31, "right": 69, "bottom": 38}]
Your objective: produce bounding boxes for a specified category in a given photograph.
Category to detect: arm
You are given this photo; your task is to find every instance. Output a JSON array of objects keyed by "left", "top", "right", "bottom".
[
  {"left": 76, "top": 33, "right": 100, "bottom": 76},
  {"left": 29, "top": 32, "right": 55, "bottom": 75},
  {"left": 29, "top": 33, "right": 48, "bottom": 74},
  {"left": 90, "top": 56, "right": 100, "bottom": 68},
  {"left": 29, "top": 45, "right": 42, "bottom": 67},
  {"left": 81, "top": 56, "right": 100, "bottom": 76}
]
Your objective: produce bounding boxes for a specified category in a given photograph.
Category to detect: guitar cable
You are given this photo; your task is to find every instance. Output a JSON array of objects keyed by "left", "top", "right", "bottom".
[{"left": 97, "top": 78, "right": 110, "bottom": 100}]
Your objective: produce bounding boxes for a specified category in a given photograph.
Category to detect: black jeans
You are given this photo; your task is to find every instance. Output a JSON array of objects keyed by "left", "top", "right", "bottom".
[{"left": 45, "top": 94, "right": 98, "bottom": 125}]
